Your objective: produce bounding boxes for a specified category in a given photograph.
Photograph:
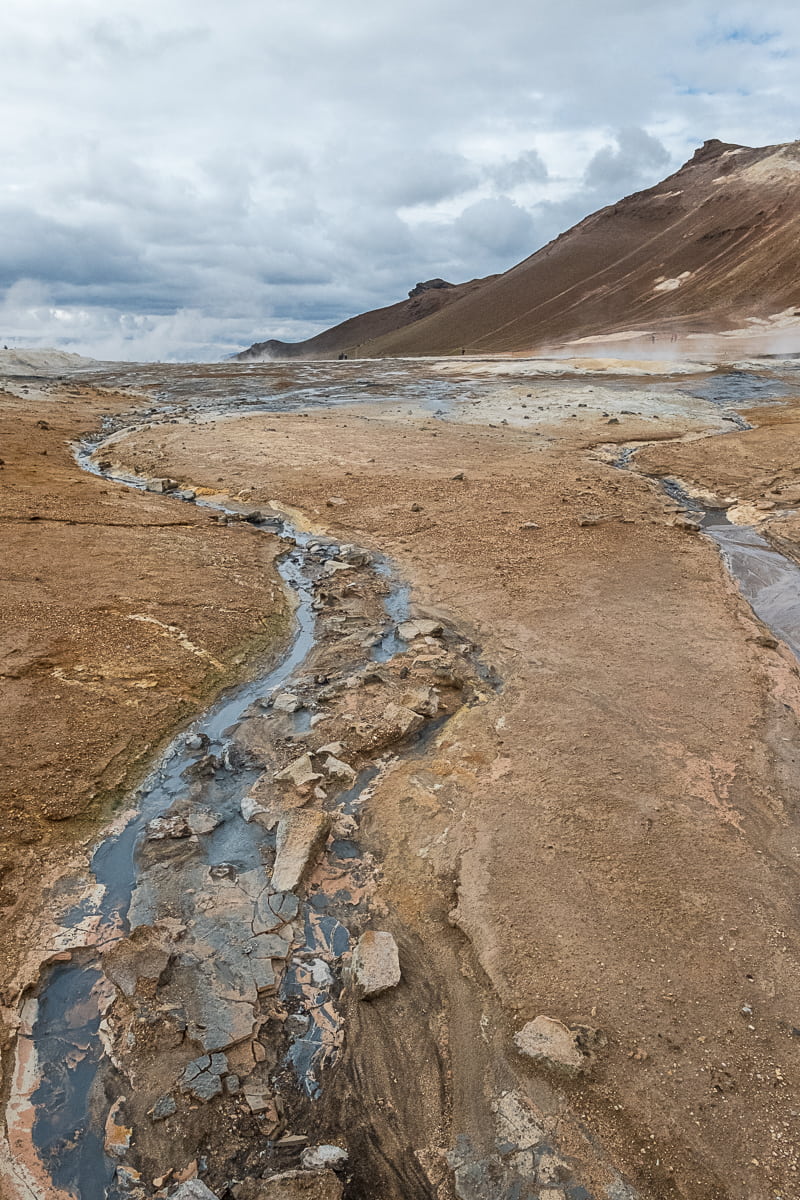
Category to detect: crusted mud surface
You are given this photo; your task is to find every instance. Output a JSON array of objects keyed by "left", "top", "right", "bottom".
[{"left": 4, "top": 358, "right": 800, "bottom": 1200}]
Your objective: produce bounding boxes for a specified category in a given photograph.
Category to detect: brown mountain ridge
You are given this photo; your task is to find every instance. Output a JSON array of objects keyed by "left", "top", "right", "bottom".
[{"left": 236, "top": 138, "right": 800, "bottom": 360}]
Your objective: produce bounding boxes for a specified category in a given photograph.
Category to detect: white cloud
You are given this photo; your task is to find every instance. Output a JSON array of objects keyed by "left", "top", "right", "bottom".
[{"left": 0, "top": 0, "right": 798, "bottom": 359}]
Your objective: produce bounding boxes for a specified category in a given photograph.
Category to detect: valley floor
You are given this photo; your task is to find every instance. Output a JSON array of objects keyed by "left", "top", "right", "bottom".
[{"left": 3, "top": 355, "right": 800, "bottom": 1200}]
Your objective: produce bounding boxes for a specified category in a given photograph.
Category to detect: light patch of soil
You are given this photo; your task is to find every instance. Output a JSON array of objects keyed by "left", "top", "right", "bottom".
[
  {"left": 0, "top": 383, "right": 290, "bottom": 999},
  {"left": 111, "top": 392, "right": 800, "bottom": 1200}
]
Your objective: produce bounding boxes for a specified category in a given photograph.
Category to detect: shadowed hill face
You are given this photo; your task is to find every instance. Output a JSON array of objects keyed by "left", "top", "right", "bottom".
[{"left": 238, "top": 138, "right": 800, "bottom": 360}]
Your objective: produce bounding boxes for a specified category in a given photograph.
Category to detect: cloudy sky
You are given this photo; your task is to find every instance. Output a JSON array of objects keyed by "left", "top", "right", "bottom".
[{"left": 1, "top": 1, "right": 798, "bottom": 360}]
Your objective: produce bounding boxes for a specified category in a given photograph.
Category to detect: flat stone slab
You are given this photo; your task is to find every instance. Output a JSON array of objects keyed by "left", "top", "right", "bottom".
[
  {"left": 351, "top": 930, "right": 401, "bottom": 998},
  {"left": 272, "top": 809, "right": 330, "bottom": 892},
  {"left": 274, "top": 753, "right": 323, "bottom": 791},
  {"left": 513, "top": 1015, "right": 586, "bottom": 1076},
  {"left": 397, "top": 618, "right": 443, "bottom": 640}
]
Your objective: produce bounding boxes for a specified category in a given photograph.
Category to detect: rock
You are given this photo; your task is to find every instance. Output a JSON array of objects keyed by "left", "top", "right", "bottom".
[
  {"left": 272, "top": 810, "right": 331, "bottom": 892},
  {"left": 300, "top": 1145, "right": 348, "bottom": 1171},
  {"left": 513, "top": 1016, "right": 586, "bottom": 1076},
  {"left": 351, "top": 930, "right": 401, "bottom": 998},
  {"left": 322, "top": 755, "right": 357, "bottom": 786},
  {"left": 410, "top": 502, "right": 423, "bottom": 512},
  {"left": 274, "top": 754, "right": 323, "bottom": 791},
  {"left": 148, "top": 1094, "right": 177, "bottom": 1122},
  {"left": 253, "top": 889, "right": 299, "bottom": 933},
  {"left": 606, "top": 416, "right": 620, "bottom": 425},
  {"left": 519, "top": 521, "right": 540, "bottom": 530},
  {"left": 185, "top": 733, "right": 208, "bottom": 752},
  {"left": 396, "top": 618, "right": 443, "bottom": 640},
  {"left": 400, "top": 685, "right": 439, "bottom": 717},
  {"left": 104, "top": 924, "right": 174, "bottom": 998},
  {"left": 273, "top": 692, "right": 303, "bottom": 714},
  {"left": 315, "top": 741, "right": 345, "bottom": 758},
  {"left": 322, "top": 560, "right": 354, "bottom": 576},
  {"left": 671, "top": 515, "right": 701, "bottom": 532},
  {"left": 243, "top": 1084, "right": 274, "bottom": 1114},
  {"left": 451, "top": 471, "right": 465, "bottom": 481},
  {"left": 145, "top": 476, "right": 179, "bottom": 493},
  {"left": 382, "top": 701, "right": 425, "bottom": 739},
  {"left": 180, "top": 1052, "right": 228, "bottom": 1101},
  {"left": 146, "top": 815, "right": 192, "bottom": 840},
  {"left": 171, "top": 1183, "right": 221, "bottom": 1200},
  {"left": 187, "top": 809, "right": 221, "bottom": 836},
  {"left": 325, "top": 497, "right": 346, "bottom": 507}
]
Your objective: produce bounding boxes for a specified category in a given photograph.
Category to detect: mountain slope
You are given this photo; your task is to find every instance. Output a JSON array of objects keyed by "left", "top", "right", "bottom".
[{"left": 238, "top": 139, "right": 800, "bottom": 360}]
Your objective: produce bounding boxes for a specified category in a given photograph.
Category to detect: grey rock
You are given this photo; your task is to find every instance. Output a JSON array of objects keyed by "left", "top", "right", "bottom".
[
  {"left": 273, "top": 692, "right": 303, "bottom": 714},
  {"left": 253, "top": 890, "right": 299, "bottom": 934},
  {"left": 272, "top": 810, "right": 330, "bottom": 892},
  {"left": 171, "top": 1183, "right": 220, "bottom": 1200},
  {"left": 322, "top": 755, "right": 356, "bottom": 786},
  {"left": 401, "top": 685, "right": 439, "bottom": 717},
  {"left": 514, "top": 1016, "right": 586, "bottom": 1076},
  {"left": 146, "top": 815, "right": 192, "bottom": 840},
  {"left": 382, "top": 701, "right": 425, "bottom": 739},
  {"left": 351, "top": 930, "right": 401, "bottom": 998},
  {"left": 300, "top": 1145, "right": 348, "bottom": 1170},
  {"left": 397, "top": 618, "right": 443, "bottom": 640},
  {"left": 149, "top": 1094, "right": 177, "bottom": 1122},
  {"left": 274, "top": 753, "right": 323, "bottom": 791},
  {"left": 145, "top": 476, "right": 178, "bottom": 493}
]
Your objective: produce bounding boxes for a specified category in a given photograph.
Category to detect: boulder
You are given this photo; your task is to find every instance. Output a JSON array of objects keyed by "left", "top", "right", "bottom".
[
  {"left": 382, "top": 702, "right": 425, "bottom": 739},
  {"left": 396, "top": 618, "right": 443, "bottom": 640},
  {"left": 274, "top": 754, "right": 323, "bottom": 791},
  {"left": 300, "top": 1145, "right": 348, "bottom": 1171},
  {"left": 272, "top": 692, "right": 303, "bottom": 714},
  {"left": 513, "top": 1016, "right": 586, "bottom": 1076},
  {"left": 272, "top": 810, "right": 330, "bottom": 892},
  {"left": 322, "top": 755, "right": 357, "bottom": 787},
  {"left": 351, "top": 931, "right": 401, "bottom": 998},
  {"left": 145, "top": 476, "right": 178, "bottom": 493},
  {"left": 171, "top": 1183, "right": 221, "bottom": 1200},
  {"left": 400, "top": 686, "right": 439, "bottom": 717}
]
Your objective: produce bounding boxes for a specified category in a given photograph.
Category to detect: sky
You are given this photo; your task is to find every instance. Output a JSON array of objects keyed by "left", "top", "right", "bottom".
[{"left": 1, "top": 1, "right": 798, "bottom": 361}]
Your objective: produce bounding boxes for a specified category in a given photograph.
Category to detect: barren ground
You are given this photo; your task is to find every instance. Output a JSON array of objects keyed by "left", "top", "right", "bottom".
[{"left": 4, "top": 359, "right": 800, "bottom": 1200}]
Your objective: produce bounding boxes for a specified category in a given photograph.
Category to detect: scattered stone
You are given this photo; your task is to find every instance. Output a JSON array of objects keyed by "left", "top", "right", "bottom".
[
  {"left": 322, "top": 755, "right": 357, "bottom": 786},
  {"left": 148, "top": 1094, "right": 177, "bottom": 1123},
  {"left": 351, "top": 930, "right": 401, "bottom": 998},
  {"left": 513, "top": 1016, "right": 587, "bottom": 1076},
  {"left": 146, "top": 815, "right": 192, "bottom": 840},
  {"left": 400, "top": 685, "right": 439, "bottom": 717},
  {"left": 410, "top": 502, "right": 423, "bottom": 512},
  {"left": 185, "top": 733, "right": 208, "bottom": 752},
  {"left": 451, "top": 471, "right": 466, "bottom": 481},
  {"left": 180, "top": 1052, "right": 229, "bottom": 1102},
  {"left": 322, "top": 560, "right": 355, "bottom": 576},
  {"left": 171, "top": 1182, "right": 221, "bottom": 1200},
  {"left": 325, "top": 497, "right": 346, "bottom": 507},
  {"left": 606, "top": 417, "right": 620, "bottom": 425},
  {"left": 396, "top": 618, "right": 443, "bottom": 640},
  {"left": 382, "top": 701, "right": 425, "bottom": 739},
  {"left": 272, "top": 810, "right": 331, "bottom": 892},
  {"left": 300, "top": 1145, "right": 348, "bottom": 1171},
  {"left": 225, "top": 1073, "right": 241, "bottom": 1095},
  {"left": 519, "top": 521, "right": 540, "bottom": 530},
  {"left": 243, "top": 1084, "right": 274, "bottom": 1114},
  {"left": 671, "top": 515, "right": 701, "bottom": 533},
  {"left": 274, "top": 754, "right": 323, "bottom": 791},
  {"left": 273, "top": 692, "right": 303, "bottom": 714},
  {"left": 187, "top": 809, "right": 221, "bottom": 836},
  {"left": 145, "top": 476, "right": 179, "bottom": 493},
  {"left": 315, "top": 741, "right": 344, "bottom": 758}
]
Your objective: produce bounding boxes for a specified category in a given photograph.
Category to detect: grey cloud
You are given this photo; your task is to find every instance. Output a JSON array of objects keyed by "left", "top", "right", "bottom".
[{"left": 0, "top": 0, "right": 799, "bottom": 359}]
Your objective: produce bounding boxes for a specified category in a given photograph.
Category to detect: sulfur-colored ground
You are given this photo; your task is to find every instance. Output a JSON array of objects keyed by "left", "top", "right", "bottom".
[{"left": 109, "top": 389, "right": 800, "bottom": 1200}]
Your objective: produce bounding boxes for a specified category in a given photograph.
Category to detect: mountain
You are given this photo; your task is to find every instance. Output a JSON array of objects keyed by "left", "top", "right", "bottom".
[{"left": 236, "top": 139, "right": 800, "bottom": 360}]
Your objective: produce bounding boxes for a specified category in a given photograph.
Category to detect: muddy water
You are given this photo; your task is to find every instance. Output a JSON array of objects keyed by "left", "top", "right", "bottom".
[{"left": 19, "top": 441, "right": 421, "bottom": 1196}]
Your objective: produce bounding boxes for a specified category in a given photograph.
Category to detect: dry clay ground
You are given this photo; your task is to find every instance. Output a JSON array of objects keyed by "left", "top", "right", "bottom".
[
  {"left": 0, "top": 381, "right": 290, "bottom": 1004},
  {"left": 106, "top": 382, "right": 800, "bottom": 1200}
]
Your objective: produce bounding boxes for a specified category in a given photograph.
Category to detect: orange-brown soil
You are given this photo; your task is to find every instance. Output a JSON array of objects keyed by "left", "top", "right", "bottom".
[
  {"left": 109, "top": 394, "right": 800, "bottom": 1200},
  {"left": 0, "top": 383, "right": 288, "bottom": 994}
]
